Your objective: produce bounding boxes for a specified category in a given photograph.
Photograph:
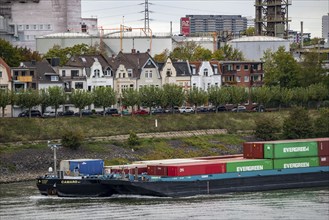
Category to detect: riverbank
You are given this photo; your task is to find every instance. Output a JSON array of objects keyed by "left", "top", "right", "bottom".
[{"left": 0, "top": 130, "right": 254, "bottom": 183}]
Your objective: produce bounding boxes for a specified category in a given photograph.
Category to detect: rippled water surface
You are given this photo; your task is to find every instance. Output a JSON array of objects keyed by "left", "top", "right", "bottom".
[{"left": 0, "top": 181, "right": 328, "bottom": 220}]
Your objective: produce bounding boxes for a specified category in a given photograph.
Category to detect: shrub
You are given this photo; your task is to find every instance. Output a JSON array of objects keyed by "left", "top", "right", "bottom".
[
  {"left": 283, "top": 107, "right": 314, "bottom": 139},
  {"left": 61, "top": 128, "right": 84, "bottom": 150},
  {"left": 127, "top": 131, "right": 140, "bottom": 146},
  {"left": 313, "top": 108, "right": 329, "bottom": 137},
  {"left": 254, "top": 115, "right": 281, "bottom": 141}
]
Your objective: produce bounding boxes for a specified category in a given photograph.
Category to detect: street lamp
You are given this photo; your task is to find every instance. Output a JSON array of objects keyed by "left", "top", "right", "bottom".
[{"left": 48, "top": 140, "right": 62, "bottom": 175}]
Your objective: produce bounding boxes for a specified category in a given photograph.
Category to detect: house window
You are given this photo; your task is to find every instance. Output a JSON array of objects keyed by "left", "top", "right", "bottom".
[
  {"left": 18, "top": 25, "right": 23, "bottom": 30},
  {"left": 25, "top": 25, "right": 30, "bottom": 30},
  {"left": 236, "top": 76, "right": 241, "bottom": 82},
  {"left": 236, "top": 65, "right": 241, "bottom": 71},
  {"left": 227, "top": 65, "right": 233, "bottom": 71},
  {"left": 244, "top": 76, "right": 249, "bottom": 82},
  {"left": 47, "top": 24, "right": 51, "bottom": 30},
  {"left": 145, "top": 71, "right": 148, "bottom": 78},
  {"left": 51, "top": 76, "right": 59, "bottom": 81},
  {"left": 62, "top": 70, "right": 66, "bottom": 77},
  {"left": 123, "top": 73, "right": 126, "bottom": 78},
  {"left": 166, "top": 69, "right": 171, "bottom": 76},
  {"left": 149, "top": 70, "right": 152, "bottom": 78},
  {"left": 130, "top": 84, "right": 134, "bottom": 88},
  {"left": 39, "top": 24, "right": 43, "bottom": 30},
  {"left": 14, "top": 71, "right": 19, "bottom": 76},
  {"left": 192, "top": 67, "right": 196, "bottom": 75},
  {"left": 215, "top": 83, "right": 218, "bottom": 87},
  {"left": 94, "top": 69, "right": 100, "bottom": 77},
  {"left": 204, "top": 68, "right": 208, "bottom": 76},
  {"left": 0, "top": 71, "right": 2, "bottom": 78},
  {"left": 75, "top": 82, "right": 83, "bottom": 89},
  {"left": 30, "top": 71, "right": 34, "bottom": 76},
  {"left": 244, "top": 65, "right": 249, "bottom": 71},
  {"left": 21, "top": 71, "right": 26, "bottom": 76},
  {"left": 127, "top": 69, "right": 132, "bottom": 77},
  {"left": 71, "top": 70, "right": 79, "bottom": 77},
  {"left": 33, "top": 25, "right": 37, "bottom": 30}
]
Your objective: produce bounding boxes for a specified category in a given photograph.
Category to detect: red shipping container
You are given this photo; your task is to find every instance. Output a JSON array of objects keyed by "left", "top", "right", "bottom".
[
  {"left": 147, "top": 165, "right": 168, "bottom": 176},
  {"left": 317, "top": 138, "right": 329, "bottom": 156},
  {"left": 243, "top": 142, "right": 264, "bottom": 159},
  {"left": 319, "top": 156, "right": 329, "bottom": 166},
  {"left": 166, "top": 162, "right": 226, "bottom": 177}
]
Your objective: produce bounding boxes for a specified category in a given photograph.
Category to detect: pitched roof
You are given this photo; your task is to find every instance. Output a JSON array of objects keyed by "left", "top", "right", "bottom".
[
  {"left": 65, "top": 54, "right": 111, "bottom": 70},
  {"left": 173, "top": 61, "right": 191, "bottom": 76},
  {"left": 0, "top": 57, "right": 12, "bottom": 81}
]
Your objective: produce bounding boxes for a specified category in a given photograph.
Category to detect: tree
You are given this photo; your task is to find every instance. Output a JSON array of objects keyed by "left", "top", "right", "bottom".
[
  {"left": 39, "top": 89, "right": 50, "bottom": 115},
  {"left": 307, "top": 83, "right": 328, "bottom": 109},
  {"left": 244, "top": 27, "right": 256, "bottom": 36},
  {"left": 186, "top": 88, "right": 208, "bottom": 114},
  {"left": 250, "top": 86, "right": 273, "bottom": 110},
  {"left": 70, "top": 90, "right": 93, "bottom": 117},
  {"left": 139, "top": 86, "right": 161, "bottom": 114},
  {"left": 299, "top": 52, "right": 327, "bottom": 87},
  {"left": 208, "top": 87, "right": 230, "bottom": 113},
  {"left": 191, "top": 47, "right": 212, "bottom": 61},
  {"left": 212, "top": 49, "right": 225, "bottom": 60},
  {"left": 154, "top": 49, "right": 169, "bottom": 63},
  {"left": 283, "top": 107, "right": 314, "bottom": 139},
  {"left": 0, "top": 39, "right": 21, "bottom": 67},
  {"left": 292, "top": 87, "right": 308, "bottom": 107},
  {"left": 15, "top": 89, "right": 40, "bottom": 118},
  {"left": 48, "top": 86, "right": 66, "bottom": 117},
  {"left": 0, "top": 89, "right": 11, "bottom": 117},
  {"left": 254, "top": 115, "right": 281, "bottom": 141},
  {"left": 43, "top": 43, "right": 101, "bottom": 66},
  {"left": 221, "top": 44, "right": 244, "bottom": 61},
  {"left": 162, "top": 84, "right": 185, "bottom": 113},
  {"left": 93, "top": 86, "right": 117, "bottom": 116},
  {"left": 227, "top": 86, "right": 248, "bottom": 112},
  {"left": 169, "top": 41, "right": 199, "bottom": 61},
  {"left": 16, "top": 47, "right": 42, "bottom": 62},
  {"left": 262, "top": 47, "right": 300, "bottom": 88},
  {"left": 313, "top": 108, "right": 329, "bottom": 137},
  {"left": 121, "top": 88, "right": 140, "bottom": 114}
]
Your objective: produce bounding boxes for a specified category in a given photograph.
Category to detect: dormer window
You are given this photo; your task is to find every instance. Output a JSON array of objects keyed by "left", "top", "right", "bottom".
[
  {"left": 94, "top": 69, "right": 100, "bottom": 78},
  {"left": 166, "top": 69, "right": 172, "bottom": 77},
  {"left": 204, "top": 68, "right": 208, "bottom": 76},
  {"left": 51, "top": 75, "right": 59, "bottom": 81},
  {"left": 127, "top": 69, "right": 133, "bottom": 77}
]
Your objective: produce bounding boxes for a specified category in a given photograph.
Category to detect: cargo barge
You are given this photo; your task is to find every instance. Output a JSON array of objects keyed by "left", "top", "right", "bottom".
[{"left": 36, "top": 138, "right": 329, "bottom": 197}]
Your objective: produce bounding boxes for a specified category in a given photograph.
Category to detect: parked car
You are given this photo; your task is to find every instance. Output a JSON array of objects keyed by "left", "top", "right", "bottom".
[
  {"left": 151, "top": 108, "right": 165, "bottom": 114},
  {"left": 251, "top": 105, "right": 265, "bottom": 112},
  {"left": 209, "top": 106, "right": 227, "bottom": 112},
  {"left": 196, "top": 107, "right": 208, "bottom": 113},
  {"left": 133, "top": 109, "right": 149, "bottom": 115},
  {"left": 43, "top": 111, "right": 57, "bottom": 117},
  {"left": 75, "top": 109, "right": 93, "bottom": 116},
  {"left": 231, "top": 106, "right": 247, "bottom": 112},
  {"left": 18, "top": 110, "right": 42, "bottom": 117},
  {"left": 105, "top": 108, "right": 119, "bottom": 115},
  {"left": 59, "top": 110, "right": 75, "bottom": 116},
  {"left": 179, "top": 107, "right": 194, "bottom": 113},
  {"left": 121, "top": 109, "right": 131, "bottom": 116}
]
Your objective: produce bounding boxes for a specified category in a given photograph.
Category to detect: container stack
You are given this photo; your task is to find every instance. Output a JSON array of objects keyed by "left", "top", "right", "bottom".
[{"left": 243, "top": 138, "right": 329, "bottom": 170}]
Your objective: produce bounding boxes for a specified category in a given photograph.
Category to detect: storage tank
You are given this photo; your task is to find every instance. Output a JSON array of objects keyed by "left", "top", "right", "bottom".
[{"left": 228, "top": 36, "right": 290, "bottom": 61}]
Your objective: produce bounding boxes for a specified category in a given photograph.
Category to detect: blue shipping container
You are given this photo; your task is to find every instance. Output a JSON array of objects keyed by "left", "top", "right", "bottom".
[{"left": 69, "top": 159, "right": 104, "bottom": 175}]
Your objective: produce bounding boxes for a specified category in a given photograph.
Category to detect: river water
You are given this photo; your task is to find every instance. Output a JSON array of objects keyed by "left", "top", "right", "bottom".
[{"left": 0, "top": 181, "right": 328, "bottom": 220}]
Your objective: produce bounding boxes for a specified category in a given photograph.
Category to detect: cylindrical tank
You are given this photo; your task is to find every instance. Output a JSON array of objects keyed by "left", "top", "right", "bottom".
[{"left": 228, "top": 36, "right": 290, "bottom": 61}]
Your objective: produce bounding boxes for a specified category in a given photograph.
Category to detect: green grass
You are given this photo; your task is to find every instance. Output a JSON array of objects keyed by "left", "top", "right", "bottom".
[{"left": 0, "top": 110, "right": 321, "bottom": 143}]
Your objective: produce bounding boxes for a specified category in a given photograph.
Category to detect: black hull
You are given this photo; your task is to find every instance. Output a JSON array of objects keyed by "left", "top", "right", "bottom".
[
  {"left": 56, "top": 179, "right": 114, "bottom": 197},
  {"left": 103, "top": 172, "right": 329, "bottom": 197},
  {"left": 36, "top": 177, "right": 60, "bottom": 196}
]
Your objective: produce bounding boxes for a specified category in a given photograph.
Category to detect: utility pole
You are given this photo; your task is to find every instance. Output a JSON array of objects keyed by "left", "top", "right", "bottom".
[{"left": 48, "top": 141, "right": 62, "bottom": 175}]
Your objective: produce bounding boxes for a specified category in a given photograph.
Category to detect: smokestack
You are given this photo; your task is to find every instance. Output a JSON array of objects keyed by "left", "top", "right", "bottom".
[
  {"left": 170, "top": 21, "right": 172, "bottom": 36},
  {"left": 301, "top": 21, "right": 304, "bottom": 48}
]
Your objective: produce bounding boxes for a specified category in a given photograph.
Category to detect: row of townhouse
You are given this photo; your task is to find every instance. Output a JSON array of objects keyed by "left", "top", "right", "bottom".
[{"left": 1, "top": 50, "right": 264, "bottom": 117}]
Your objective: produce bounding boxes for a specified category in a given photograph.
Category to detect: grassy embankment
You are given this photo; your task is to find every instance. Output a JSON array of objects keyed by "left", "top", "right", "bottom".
[{"left": 1, "top": 109, "right": 324, "bottom": 165}]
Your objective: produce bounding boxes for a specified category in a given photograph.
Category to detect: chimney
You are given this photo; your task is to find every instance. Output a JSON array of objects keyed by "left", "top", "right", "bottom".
[
  {"left": 131, "top": 49, "right": 136, "bottom": 54},
  {"left": 300, "top": 21, "right": 304, "bottom": 48}
]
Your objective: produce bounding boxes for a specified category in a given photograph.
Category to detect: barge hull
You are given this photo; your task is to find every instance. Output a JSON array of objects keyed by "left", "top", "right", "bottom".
[{"left": 103, "top": 170, "right": 329, "bottom": 197}]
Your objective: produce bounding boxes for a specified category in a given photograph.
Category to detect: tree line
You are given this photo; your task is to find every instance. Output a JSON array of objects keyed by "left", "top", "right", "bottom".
[{"left": 1, "top": 83, "right": 328, "bottom": 118}]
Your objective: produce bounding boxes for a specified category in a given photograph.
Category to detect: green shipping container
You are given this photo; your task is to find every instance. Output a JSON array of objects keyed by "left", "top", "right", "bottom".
[
  {"left": 226, "top": 159, "right": 273, "bottom": 173},
  {"left": 273, "top": 157, "right": 319, "bottom": 169},
  {"left": 264, "top": 141, "right": 318, "bottom": 159}
]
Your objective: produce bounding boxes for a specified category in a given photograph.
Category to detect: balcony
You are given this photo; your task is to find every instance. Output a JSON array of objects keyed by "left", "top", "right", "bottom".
[{"left": 17, "top": 76, "right": 32, "bottom": 82}]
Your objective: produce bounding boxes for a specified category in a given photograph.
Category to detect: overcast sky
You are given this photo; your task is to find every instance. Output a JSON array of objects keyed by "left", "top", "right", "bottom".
[{"left": 81, "top": 0, "right": 329, "bottom": 38}]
